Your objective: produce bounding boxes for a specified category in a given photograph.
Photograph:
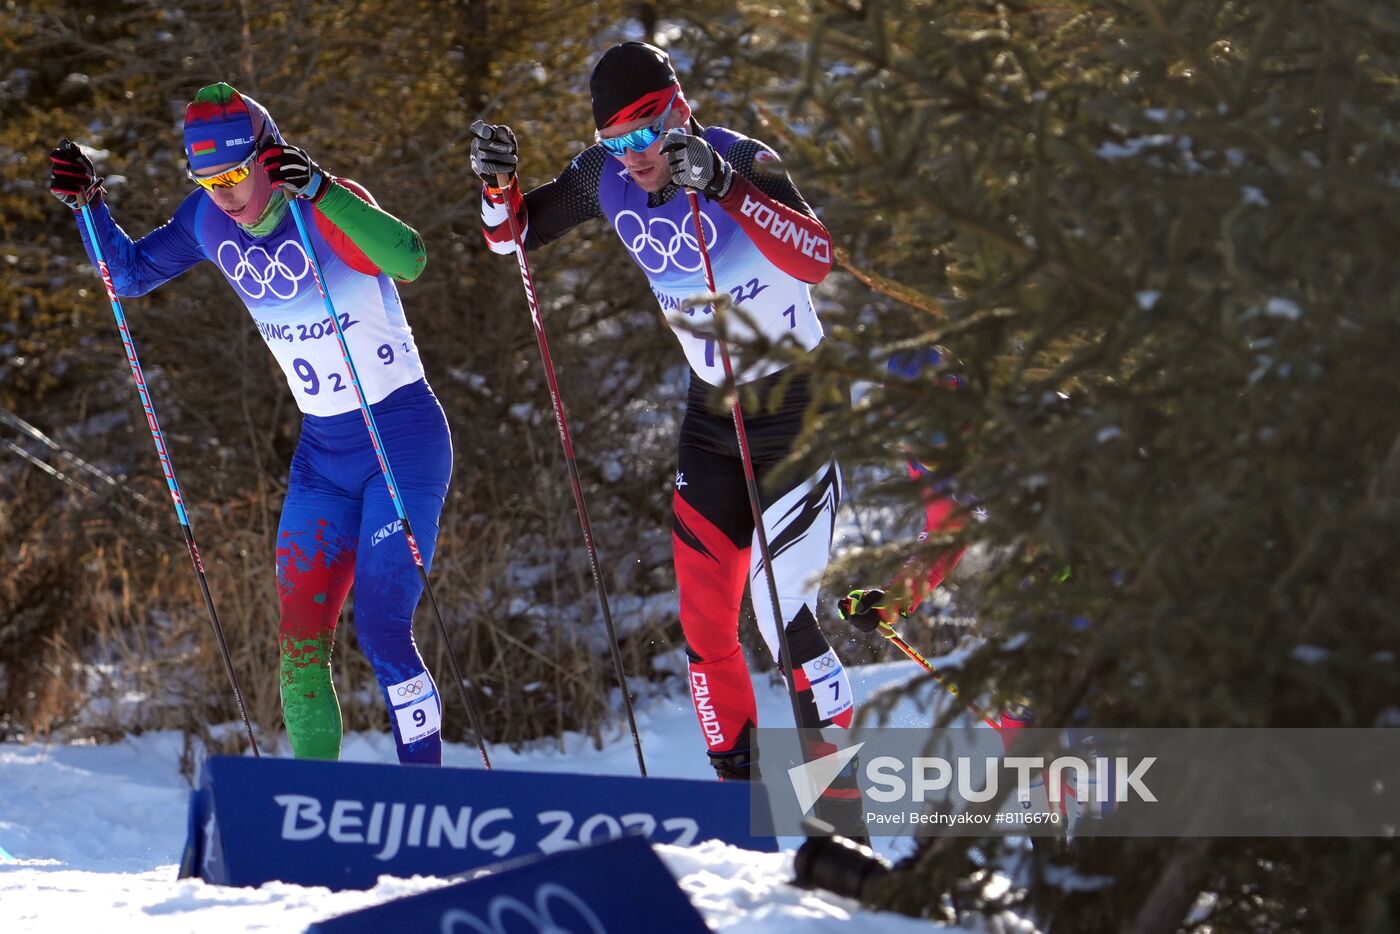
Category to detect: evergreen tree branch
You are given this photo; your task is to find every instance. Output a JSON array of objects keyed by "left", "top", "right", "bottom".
[{"left": 833, "top": 246, "right": 948, "bottom": 318}]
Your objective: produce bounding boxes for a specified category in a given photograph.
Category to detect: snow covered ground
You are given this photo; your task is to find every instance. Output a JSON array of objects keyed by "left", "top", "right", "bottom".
[{"left": 0, "top": 661, "right": 982, "bottom": 932}]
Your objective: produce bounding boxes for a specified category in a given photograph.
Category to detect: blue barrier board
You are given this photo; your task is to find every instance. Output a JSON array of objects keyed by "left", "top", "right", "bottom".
[
  {"left": 180, "top": 755, "right": 774, "bottom": 889},
  {"left": 305, "top": 834, "right": 710, "bottom": 933}
]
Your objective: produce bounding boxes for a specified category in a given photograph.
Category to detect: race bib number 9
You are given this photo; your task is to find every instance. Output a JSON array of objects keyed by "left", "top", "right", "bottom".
[{"left": 388, "top": 673, "right": 441, "bottom": 744}]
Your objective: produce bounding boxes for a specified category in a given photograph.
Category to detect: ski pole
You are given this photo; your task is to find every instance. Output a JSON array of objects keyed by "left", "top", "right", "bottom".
[
  {"left": 685, "top": 191, "right": 808, "bottom": 735},
  {"left": 2, "top": 437, "right": 161, "bottom": 536},
  {"left": 284, "top": 196, "right": 492, "bottom": 769},
  {"left": 493, "top": 174, "right": 648, "bottom": 777},
  {"left": 1, "top": 407, "right": 161, "bottom": 515},
  {"left": 861, "top": 617, "right": 1002, "bottom": 731},
  {"left": 77, "top": 203, "right": 260, "bottom": 758}
]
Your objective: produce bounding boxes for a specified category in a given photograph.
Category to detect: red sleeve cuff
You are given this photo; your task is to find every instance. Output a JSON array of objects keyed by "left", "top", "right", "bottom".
[{"left": 480, "top": 180, "right": 527, "bottom": 254}]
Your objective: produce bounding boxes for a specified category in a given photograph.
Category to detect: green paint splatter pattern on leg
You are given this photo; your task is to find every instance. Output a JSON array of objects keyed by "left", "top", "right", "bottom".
[{"left": 280, "top": 634, "right": 342, "bottom": 760}]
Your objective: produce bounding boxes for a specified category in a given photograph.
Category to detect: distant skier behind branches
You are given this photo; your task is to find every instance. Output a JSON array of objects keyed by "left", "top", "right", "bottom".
[
  {"left": 837, "top": 348, "right": 1035, "bottom": 757},
  {"left": 470, "top": 41, "right": 861, "bottom": 822},
  {"left": 48, "top": 83, "right": 451, "bottom": 765},
  {"left": 838, "top": 348, "right": 972, "bottom": 633}
]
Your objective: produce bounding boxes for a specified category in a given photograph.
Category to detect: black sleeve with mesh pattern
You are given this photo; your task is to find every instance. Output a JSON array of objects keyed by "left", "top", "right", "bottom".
[
  {"left": 720, "top": 137, "right": 821, "bottom": 222},
  {"left": 521, "top": 145, "right": 609, "bottom": 250}
]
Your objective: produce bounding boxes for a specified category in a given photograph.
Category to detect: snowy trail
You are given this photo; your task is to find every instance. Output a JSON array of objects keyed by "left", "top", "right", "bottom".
[{"left": 0, "top": 661, "right": 980, "bottom": 932}]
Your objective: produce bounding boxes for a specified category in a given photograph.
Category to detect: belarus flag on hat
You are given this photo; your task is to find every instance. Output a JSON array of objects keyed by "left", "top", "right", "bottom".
[{"left": 183, "top": 82, "right": 258, "bottom": 171}]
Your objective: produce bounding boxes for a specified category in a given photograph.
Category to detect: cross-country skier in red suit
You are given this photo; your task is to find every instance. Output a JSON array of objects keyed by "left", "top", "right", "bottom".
[{"left": 471, "top": 42, "right": 860, "bottom": 820}]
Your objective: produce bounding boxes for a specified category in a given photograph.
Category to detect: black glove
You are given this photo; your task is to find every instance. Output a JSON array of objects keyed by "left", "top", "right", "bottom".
[
  {"left": 469, "top": 120, "right": 518, "bottom": 186},
  {"left": 836, "top": 588, "right": 898, "bottom": 634},
  {"left": 48, "top": 138, "right": 103, "bottom": 209},
  {"left": 257, "top": 142, "right": 328, "bottom": 202},
  {"left": 660, "top": 129, "right": 733, "bottom": 200}
]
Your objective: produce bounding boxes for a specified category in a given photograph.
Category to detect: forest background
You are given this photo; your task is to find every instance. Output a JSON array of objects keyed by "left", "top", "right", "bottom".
[{"left": 3, "top": 2, "right": 1398, "bottom": 930}]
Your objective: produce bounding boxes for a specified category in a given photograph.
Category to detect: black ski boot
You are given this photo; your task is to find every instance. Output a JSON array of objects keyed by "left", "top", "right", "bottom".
[
  {"left": 811, "top": 753, "right": 870, "bottom": 845},
  {"left": 709, "top": 746, "right": 758, "bottom": 782}
]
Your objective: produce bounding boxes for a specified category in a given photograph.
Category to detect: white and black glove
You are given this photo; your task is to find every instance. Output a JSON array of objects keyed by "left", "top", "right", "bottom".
[
  {"left": 469, "top": 120, "right": 519, "bottom": 186},
  {"left": 257, "top": 142, "right": 328, "bottom": 202},
  {"left": 660, "top": 128, "right": 733, "bottom": 200}
]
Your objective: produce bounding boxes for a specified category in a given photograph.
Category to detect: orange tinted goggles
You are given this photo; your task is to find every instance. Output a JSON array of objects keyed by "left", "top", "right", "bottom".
[{"left": 187, "top": 150, "right": 257, "bottom": 190}]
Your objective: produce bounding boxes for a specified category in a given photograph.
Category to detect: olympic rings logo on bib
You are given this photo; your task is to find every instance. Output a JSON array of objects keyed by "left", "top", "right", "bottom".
[
  {"left": 613, "top": 209, "right": 718, "bottom": 276},
  {"left": 217, "top": 239, "right": 312, "bottom": 301}
]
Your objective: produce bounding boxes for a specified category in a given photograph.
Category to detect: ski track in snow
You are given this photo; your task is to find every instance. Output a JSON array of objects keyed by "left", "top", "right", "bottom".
[{"left": 0, "top": 662, "right": 982, "bottom": 932}]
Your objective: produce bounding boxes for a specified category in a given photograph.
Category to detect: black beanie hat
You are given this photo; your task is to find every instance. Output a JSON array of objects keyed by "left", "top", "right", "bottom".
[{"left": 590, "top": 41, "right": 682, "bottom": 129}]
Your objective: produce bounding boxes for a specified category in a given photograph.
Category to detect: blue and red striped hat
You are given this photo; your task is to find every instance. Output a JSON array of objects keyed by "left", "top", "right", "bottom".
[{"left": 183, "top": 83, "right": 261, "bottom": 171}]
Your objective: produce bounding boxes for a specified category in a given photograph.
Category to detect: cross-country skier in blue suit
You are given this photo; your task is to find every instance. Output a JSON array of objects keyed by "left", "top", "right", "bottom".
[{"left": 48, "top": 82, "right": 450, "bottom": 764}]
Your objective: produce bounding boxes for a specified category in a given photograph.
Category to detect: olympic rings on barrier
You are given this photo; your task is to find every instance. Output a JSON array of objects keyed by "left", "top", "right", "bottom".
[{"left": 438, "top": 882, "right": 607, "bottom": 934}]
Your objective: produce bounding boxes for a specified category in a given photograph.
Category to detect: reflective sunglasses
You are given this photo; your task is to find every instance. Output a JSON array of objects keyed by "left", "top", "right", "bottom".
[
  {"left": 596, "top": 88, "right": 680, "bottom": 157},
  {"left": 186, "top": 148, "right": 257, "bottom": 190}
]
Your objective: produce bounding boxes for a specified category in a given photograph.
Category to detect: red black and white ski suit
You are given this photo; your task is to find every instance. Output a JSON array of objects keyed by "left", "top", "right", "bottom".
[{"left": 480, "top": 126, "right": 855, "bottom": 775}]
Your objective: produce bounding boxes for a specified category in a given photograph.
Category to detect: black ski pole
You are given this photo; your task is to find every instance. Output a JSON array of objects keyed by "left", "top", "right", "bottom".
[
  {"left": 285, "top": 197, "right": 492, "bottom": 769},
  {"left": 684, "top": 191, "right": 808, "bottom": 735},
  {"left": 492, "top": 171, "right": 648, "bottom": 777},
  {"left": 1, "top": 407, "right": 162, "bottom": 534},
  {"left": 77, "top": 202, "right": 260, "bottom": 757},
  {"left": 1, "top": 437, "right": 161, "bottom": 536},
  {"left": 1, "top": 407, "right": 161, "bottom": 513}
]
